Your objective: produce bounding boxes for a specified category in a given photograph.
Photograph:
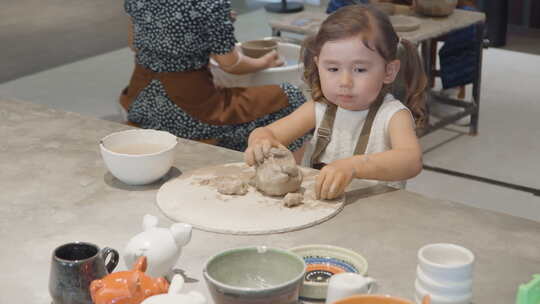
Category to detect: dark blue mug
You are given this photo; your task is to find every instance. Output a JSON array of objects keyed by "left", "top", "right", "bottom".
[{"left": 49, "top": 242, "right": 119, "bottom": 304}]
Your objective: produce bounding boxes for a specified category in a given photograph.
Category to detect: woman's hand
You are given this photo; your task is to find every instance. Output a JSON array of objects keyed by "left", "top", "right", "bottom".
[
  {"left": 261, "top": 50, "right": 284, "bottom": 69},
  {"left": 230, "top": 9, "right": 238, "bottom": 23},
  {"left": 315, "top": 158, "right": 356, "bottom": 200},
  {"left": 212, "top": 48, "right": 282, "bottom": 75},
  {"left": 245, "top": 138, "right": 285, "bottom": 166}
]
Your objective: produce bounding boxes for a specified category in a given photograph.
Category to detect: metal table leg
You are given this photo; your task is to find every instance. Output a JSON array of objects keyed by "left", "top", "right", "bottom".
[
  {"left": 470, "top": 21, "right": 485, "bottom": 135},
  {"left": 421, "top": 39, "right": 433, "bottom": 83},
  {"left": 272, "top": 28, "right": 282, "bottom": 37}
]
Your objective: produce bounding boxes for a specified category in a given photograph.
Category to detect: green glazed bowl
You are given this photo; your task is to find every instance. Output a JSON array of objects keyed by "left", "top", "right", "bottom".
[{"left": 203, "top": 246, "right": 306, "bottom": 304}]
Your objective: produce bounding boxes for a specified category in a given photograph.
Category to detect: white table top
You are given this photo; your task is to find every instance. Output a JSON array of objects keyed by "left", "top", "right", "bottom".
[{"left": 1, "top": 99, "right": 537, "bottom": 304}]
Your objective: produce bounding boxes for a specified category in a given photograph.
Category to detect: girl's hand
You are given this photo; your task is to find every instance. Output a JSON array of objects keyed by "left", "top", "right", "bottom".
[
  {"left": 245, "top": 138, "right": 285, "bottom": 166},
  {"left": 261, "top": 50, "right": 284, "bottom": 69},
  {"left": 315, "top": 158, "right": 356, "bottom": 200}
]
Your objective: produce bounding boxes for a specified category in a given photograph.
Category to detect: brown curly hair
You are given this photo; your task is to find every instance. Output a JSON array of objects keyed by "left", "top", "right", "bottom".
[{"left": 301, "top": 4, "right": 428, "bottom": 128}]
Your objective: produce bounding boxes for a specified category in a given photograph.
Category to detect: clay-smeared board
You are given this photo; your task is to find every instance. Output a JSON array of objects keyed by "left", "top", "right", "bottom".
[{"left": 156, "top": 163, "right": 344, "bottom": 235}]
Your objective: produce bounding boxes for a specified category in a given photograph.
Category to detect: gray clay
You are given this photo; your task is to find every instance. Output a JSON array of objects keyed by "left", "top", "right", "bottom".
[
  {"left": 253, "top": 147, "right": 303, "bottom": 196},
  {"left": 283, "top": 193, "right": 304, "bottom": 208},
  {"left": 216, "top": 176, "right": 248, "bottom": 195}
]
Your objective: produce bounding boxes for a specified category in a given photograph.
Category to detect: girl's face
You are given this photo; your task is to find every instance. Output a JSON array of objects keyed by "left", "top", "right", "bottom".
[{"left": 316, "top": 35, "right": 399, "bottom": 111}]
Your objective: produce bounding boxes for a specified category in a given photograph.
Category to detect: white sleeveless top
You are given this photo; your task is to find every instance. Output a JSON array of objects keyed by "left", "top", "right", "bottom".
[{"left": 302, "top": 94, "right": 411, "bottom": 189}]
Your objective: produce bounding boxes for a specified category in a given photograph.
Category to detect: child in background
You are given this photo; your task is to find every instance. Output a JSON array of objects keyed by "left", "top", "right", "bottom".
[
  {"left": 438, "top": 0, "right": 479, "bottom": 95},
  {"left": 326, "top": 0, "right": 370, "bottom": 14},
  {"left": 245, "top": 5, "right": 427, "bottom": 200}
]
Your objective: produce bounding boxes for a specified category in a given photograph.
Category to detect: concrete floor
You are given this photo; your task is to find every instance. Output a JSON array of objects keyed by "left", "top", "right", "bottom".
[
  {"left": 1, "top": 4, "right": 539, "bottom": 222},
  {"left": 0, "top": 0, "right": 128, "bottom": 83}
]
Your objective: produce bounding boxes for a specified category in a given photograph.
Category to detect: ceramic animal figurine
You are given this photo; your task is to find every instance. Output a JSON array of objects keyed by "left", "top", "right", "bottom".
[
  {"left": 124, "top": 214, "right": 192, "bottom": 277},
  {"left": 90, "top": 256, "right": 169, "bottom": 304},
  {"left": 141, "top": 274, "right": 207, "bottom": 304}
]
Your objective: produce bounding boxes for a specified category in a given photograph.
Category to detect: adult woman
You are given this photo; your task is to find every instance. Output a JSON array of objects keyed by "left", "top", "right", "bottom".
[{"left": 120, "top": 0, "right": 308, "bottom": 151}]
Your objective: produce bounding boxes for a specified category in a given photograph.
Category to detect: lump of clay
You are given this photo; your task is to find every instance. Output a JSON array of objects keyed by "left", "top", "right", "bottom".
[
  {"left": 253, "top": 147, "right": 302, "bottom": 196},
  {"left": 216, "top": 177, "right": 248, "bottom": 196},
  {"left": 283, "top": 193, "right": 303, "bottom": 208}
]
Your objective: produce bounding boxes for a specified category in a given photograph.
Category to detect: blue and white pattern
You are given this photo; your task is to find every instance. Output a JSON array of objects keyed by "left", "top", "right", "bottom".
[{"left": 125, "top": 0, "right": 308, "bottom": 151}]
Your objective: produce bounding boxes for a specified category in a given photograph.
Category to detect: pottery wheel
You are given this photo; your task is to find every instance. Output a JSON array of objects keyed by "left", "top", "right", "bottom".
[
  {"left": 390, "top": 15, "right": 421, "bottom": 32},
  {"left": 156, "top": 163, "right": 344, "bottom": 235}
]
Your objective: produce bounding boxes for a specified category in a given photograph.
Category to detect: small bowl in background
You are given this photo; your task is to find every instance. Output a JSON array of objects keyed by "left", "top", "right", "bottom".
[
  {"left": 372, "top": 2, "right": 396, "bottom": 15},
  {"left": 372, "top": 3, "right": 413, "bottom": 15},
  {"left": 210, "top": 39, "right": 304, "bottom": 88},
  {"left": 241, "top": 39, "right": 278, "bottom": 58},
  {"left": 415, "top": 0, "right": 457, "bottom": 17},
  {"left": 203, "top": 246, "right": 306, "bottom": 304},
  {"left": 289, "top": 244, "right": 368, "bottom": 301},
  {"left": 100, "top": 129, "right": 177, "bottom": 185}
]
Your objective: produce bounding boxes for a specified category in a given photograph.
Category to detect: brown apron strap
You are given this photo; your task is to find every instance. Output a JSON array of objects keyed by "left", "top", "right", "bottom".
[
  {"left": 353, "top": 92, "right": 385, "bottom": 155},
  {"left": 310, "top": 91, "right": 386, "bottom": 168},
  {"left": 120, "top": 64, "right": 290, "bottom": 126},
  {"left": 310, "top": 103, "right": 337, "bottom": 168}
]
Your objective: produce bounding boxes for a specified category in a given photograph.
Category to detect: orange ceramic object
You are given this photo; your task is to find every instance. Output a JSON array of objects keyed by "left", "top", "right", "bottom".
[
  {"left": 90, "top": 256, "right": 169, "bottom": 304},
  {"left": 332, "top": 294, "right": 430, "bottom": 304}
]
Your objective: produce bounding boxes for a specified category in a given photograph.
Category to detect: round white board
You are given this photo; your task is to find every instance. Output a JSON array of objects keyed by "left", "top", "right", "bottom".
[{"left": 156, "top": 163, "right": 345, "bottom": 235}]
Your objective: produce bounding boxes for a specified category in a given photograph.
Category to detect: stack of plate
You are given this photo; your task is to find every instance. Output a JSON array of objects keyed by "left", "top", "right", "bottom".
[{"left": 415, "top": 243, "right": 475, "bottom": 304}]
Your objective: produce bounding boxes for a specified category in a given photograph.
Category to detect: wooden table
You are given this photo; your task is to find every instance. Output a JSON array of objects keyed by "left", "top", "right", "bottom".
[
  {"left": 1, "top": 100, "right": 538, "bottom": 304},
  {"left": 268, "top": 5, "right": 487, "bottom": 137}
]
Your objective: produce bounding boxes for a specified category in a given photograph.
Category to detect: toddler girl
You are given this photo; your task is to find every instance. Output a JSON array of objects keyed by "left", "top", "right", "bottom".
[{"left": 245, "top": 5, "right": 427, "bottom": 199}]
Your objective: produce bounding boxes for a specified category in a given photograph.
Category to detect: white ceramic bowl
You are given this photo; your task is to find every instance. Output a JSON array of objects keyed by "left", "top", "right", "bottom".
[
  {"left": 417, "top": 243, "right": 474, "bottom": 283},
  {"left": 100, "top": 129, "right": 177, "bottom": 185},
  {"left": 142, "top": 275, "right": 206, "bottom": 304},
  {"left": 210, "top": 39, "right": 304, "bottom": 87},
  {"left": 415, "top": 279, "right": 472, "bottom": 304},
  {"left": 289, "top": 244, "right": 368, "bottom": 301}
]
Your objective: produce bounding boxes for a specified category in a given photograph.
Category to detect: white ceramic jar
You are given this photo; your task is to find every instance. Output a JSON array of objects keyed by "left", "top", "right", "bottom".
[{"left": 142, "top": 275, "right": 207, "bottom": 304}]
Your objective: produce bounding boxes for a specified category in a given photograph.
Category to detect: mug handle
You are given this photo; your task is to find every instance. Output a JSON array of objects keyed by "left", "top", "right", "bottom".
[
  {"left": 366, "top": 277, "right": 378, "bottom": 294},
  {"left": 102, "top": 247, "right": 120, "bottom": 273}
]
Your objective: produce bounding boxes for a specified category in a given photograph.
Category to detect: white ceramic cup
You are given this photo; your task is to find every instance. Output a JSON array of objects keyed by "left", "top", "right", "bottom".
[
  {"left": 325, "top": 273, "right": 376, "bottom": 304},
  {"left": 417, "top": 243, "right": 474, "bottom": 283}
]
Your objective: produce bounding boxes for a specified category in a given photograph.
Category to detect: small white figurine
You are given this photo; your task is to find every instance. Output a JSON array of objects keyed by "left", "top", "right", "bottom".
[
  {"left": 124, "top": 214, "right": 192, "bottom": 278},
  {"left": 141, "top": 274, "right": 206, "bottom": 304}
]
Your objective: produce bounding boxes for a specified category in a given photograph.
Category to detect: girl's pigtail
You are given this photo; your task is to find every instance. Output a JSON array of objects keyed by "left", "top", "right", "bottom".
[
  {"left": 394, "top": 39, "right": 428, "bottom": 129},
  {"left": 301, "top": 36, "right": 324, "bottom": 103}
]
